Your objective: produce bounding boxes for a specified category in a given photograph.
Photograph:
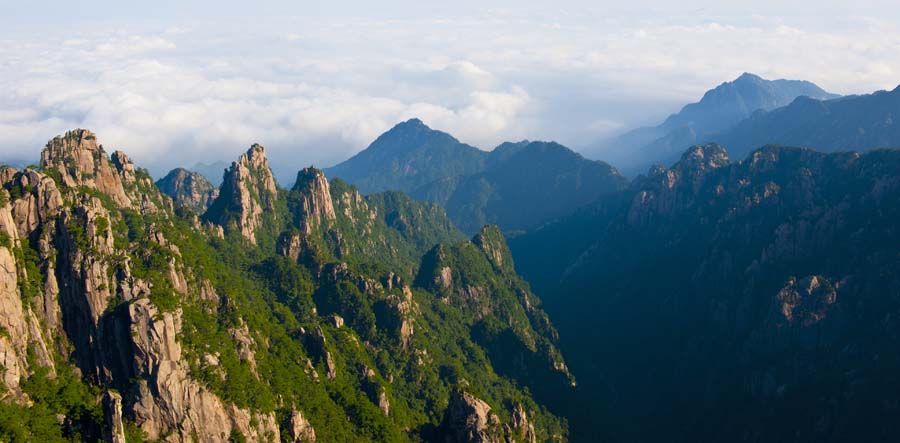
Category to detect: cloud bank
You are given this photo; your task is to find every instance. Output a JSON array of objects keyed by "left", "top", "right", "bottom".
[{"left": 1, "top": 5, "right": 899, "bottom": 182}]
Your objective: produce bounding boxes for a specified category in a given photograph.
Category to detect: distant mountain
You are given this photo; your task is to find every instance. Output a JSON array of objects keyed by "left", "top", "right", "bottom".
[
  {"left": 156, "top": 167, "right": 219, "bottom": 213},
  {"left": 328, "top": 120, "right": 627, "bottom": 234},
  {"left": 190, "top": 160, "right": 229, "bottom": 186},
  {"left": 510, "top": 143, "right": 900, "bottom": 441},
  {"left": 711, "top": 85, "right": 900, "bottom": 160},
  {"left": 591, "top": 73, "right": 839, "bottom": 173},
  {"left": 324, "top": 118, "right": 487, "bottom": 194},
  {"left": 413, "top": 141, "right": 628, "bottom": 234},
  {"left": 0, "top": 157, "right": 34, "bottom": 170}
]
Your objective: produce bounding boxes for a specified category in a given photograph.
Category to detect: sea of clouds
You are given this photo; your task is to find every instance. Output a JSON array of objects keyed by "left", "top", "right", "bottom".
[{"left": 2, "top": 2, "right": 898, "bottom": 183}]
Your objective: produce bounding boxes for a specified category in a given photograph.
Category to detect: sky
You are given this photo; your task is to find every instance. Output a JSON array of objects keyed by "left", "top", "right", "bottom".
[{"left": 2, "top": 0, "right": 899, "bottom": 183}]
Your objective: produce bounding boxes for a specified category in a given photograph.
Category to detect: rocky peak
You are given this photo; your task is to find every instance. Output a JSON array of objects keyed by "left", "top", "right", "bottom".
[
  {"left": 734, "top": 72, "right": 763, "bottom": 83},
  {"left": 444, "top": 390, "right": 502, "bottom": 443},
  {"left": 110, "top": 151, "right": 137, "bottom": 183},
  {"left": 324, "top": 117, "right": 486, "bottom": 194},
  {"left": 156, "top": 167, "right": 219, "bottom": 213},
  {"left": 40, "top": 130, "right": 135, "bottom": 207},
  {"left": 627, "top": 144, "right": 730, "bottom": 225},
  {"left": 676, "top": 144, "right": 730, "bottom": 176},
  {"left": 236, "top": 144, "right": 278, "bottom": 203},
  {"left": 203, "top": 143, "right": 278, "bottom": 244},
  {"left": 666, "top": 143, "right": 730, "bottom": 194},
  {"left": 291, "top": 167, "right": 336, "bottom": 234},
  {"left": 3, "top": 168, "right": 64, "bottom": 238},
  {"left": 472, "top": 225, "right": 514, "bottom": 273},
  {"left": 397, "top": 117, "right": 426, "bottom": 130}
]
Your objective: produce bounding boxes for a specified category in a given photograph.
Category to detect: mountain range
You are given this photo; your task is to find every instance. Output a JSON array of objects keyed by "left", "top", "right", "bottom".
[
  {"left": 324, "top": 74, "right": 900, "bottom": 236},
  {"left": 509, "top": 143, "right": 900, "bottom": 441},
  {"left": 2, "top": 72, "right": 900, "bottom": 443},
  {"left": 589, "top": 73, "right": 840, "bottom": 173},
  {"left": 0, "top": 130, "right": 572, "bottom": 442},
  {"left": 713, "top": 84, "right": 900, "bottom": 159},
  {"left": 326, "top": 119, "right": 627, "bottom": 234}
]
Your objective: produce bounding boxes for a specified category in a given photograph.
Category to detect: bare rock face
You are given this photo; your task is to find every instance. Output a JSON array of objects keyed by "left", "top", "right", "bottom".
[
  {"left": 675, "top": 143, "right": 730, "bottom": 191},
  {"left": 2, "top": 131, "right": 304, "bottom": 442},
  {"left": 303, "top": 326, "right": 337, "bottom": 380},
  {"left": 398, "top": 286, "right": 415, "bottom": 349},
  {"left": 289, "top": 408, "right": 316, "bottom": 442},
  {"left": 505, "top": 403, "right": 537, "bottom": 443},
  {"left": 55, "top": 199, "right": 120, "bottom": 379},
  {"left": 103, "top": 390, "right": 128, "bottom": 443},
  {"left": 156, "top": 168, "right": 219, "bottom": 213},
  {"left": 0, "top": 191, "right": 57, "bottom": 398},
  {"left": 444, "top": 391, "right": 502, "bottom": 443},
  {"left": 472, "top": 225, "right": 514, "bottom": 273},
  {"left": 777, "top": 275, "right": 838, "bottom": 326},
  {"left": 38, "top": 130, "right": 164, "bottom": 214},
  {"left": 0, "top": 167, "right": 16, "bottom": 185},
  {"left": 438, "top": 266, "right": 453, "bottom": 289},
  {"left": 127, "top": 299, "right": 280, "bottom": 442},
  {"left": 378, "top": 388, "right": 390, "bottom": 415},
  {"left": 0, "top": 234, "right": 28, "bottom": 399},
  {"left": 6, "top": 169, "right": 64, "bottom": 238},
  {"left": 229, "top": 320, "right": 259, "bottom": 376},
  {"left": 277, "top": 231, "right": 304, "bottom": 261},
  {"left": 204, "top": 144, "right": 278, "bottom": 244},
  {"left": 40, "top": 129, "right": 132, "bottom": 207},
  {"left": 627, "top": 143, "right": 730, "bottom": 225},
  {"left": 291, "top": 167, "right": 337, "bottom": 234}
]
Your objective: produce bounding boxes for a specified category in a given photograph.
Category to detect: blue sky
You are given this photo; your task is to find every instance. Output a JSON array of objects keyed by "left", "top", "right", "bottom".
[{"left": 2, "top": 0, "right": 899, "bottom": 181}]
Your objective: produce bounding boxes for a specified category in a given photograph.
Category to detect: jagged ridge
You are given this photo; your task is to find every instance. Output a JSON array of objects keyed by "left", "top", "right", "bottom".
[{"left": 0, "top": 129, "right": 571, "bottom": 443}]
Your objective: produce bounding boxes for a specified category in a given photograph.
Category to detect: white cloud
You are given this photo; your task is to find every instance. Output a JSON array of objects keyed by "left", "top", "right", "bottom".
[{"left": 1, "top": 8, "right": 899, "bottom": 182}]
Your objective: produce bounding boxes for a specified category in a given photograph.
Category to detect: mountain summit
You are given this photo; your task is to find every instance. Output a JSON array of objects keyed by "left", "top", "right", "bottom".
[
  {"left": 712, "top": 83, "right": 900, "bottom": 159},
  {"left": 156, "top": 167, "right": 219, "bottom": 213},
  {"left": 327, "top": 120, "right": 627, "bottom": 233},
  {"left": 662, "top": 72, "right": 838, "bottom": 134},
  {"left": 590, "top": 73, "right": 839, "bottom": 173},
  {"left": 324, "top": 119, "right": 486, "bottom": 194}
]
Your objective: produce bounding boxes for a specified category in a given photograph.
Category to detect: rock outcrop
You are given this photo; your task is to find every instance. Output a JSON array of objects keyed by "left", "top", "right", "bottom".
[
  {"left": 156, "top": 167, "right": 219, "bottom": 213},
  {"left": 291, "top": 167, "right": 336, "bottom": 234},
  {"left": 472, "top": 225, "right": 514, "bottom": 273},
  {"left": 0, "top": 128, "right": 573, "bottom": 443},
  {"left": 203, "top": 144, "right": 278, "bottom": 244},
  {"left": 6, "top": 168, "right": 64, "bottom": 238},
  {"left": 0, "top": 186, "right": 58, "bottom": 399},
  {"left": 103, "top": 390, "right": 127, "bottom": 443},
  {"left": 289, "top": 408, "right": 316, "bottom": 442},
  {"left": 0, "top": 228, "right": 28, "bottom": 399},
  {"left": 627, "top": 143, "right": 730, "bottom": 225},
  {"left": 127, "top": 299, "right": 279, "bottom": 442},
  {"left": 444, "top": 391, "right": 501, "bottom": 443},
  {"left": 39, "top": 129, "right": 163, "bottom": 214},
  {"left": 40, "top": 129, "right": 131, "bottom": 207},
  {"left": 505, "top": 403, "right": 537, "bottom": 443},
  {"left": 776, "top": 275, "right": 838, "bottom": 327}
]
